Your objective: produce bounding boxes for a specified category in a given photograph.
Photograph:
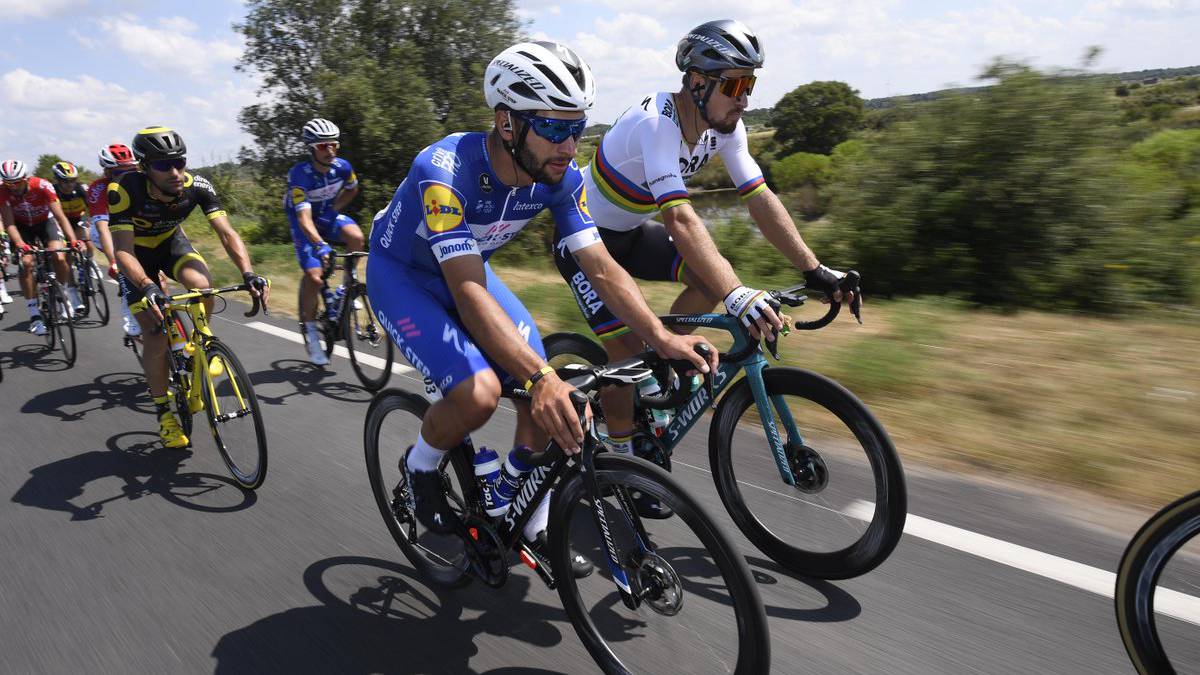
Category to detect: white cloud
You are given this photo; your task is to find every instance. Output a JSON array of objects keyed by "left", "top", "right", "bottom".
[
  {"left": 94, "top": 14, "right": 243, "bottom": 79},
  {"left": 533, "top": 0, "right": 1200, "bottom": 124},
  {"left": 0, "top": 68, "right": 256, "bottom": 172},
  {"left": 7, "top": 0, "right": 88, "bottom": 20}
]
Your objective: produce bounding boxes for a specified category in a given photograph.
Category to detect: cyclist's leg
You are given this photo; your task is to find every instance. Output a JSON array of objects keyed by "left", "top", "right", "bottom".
[
  {"left": 293, "top": 237, "right": 325, "bottom": 323},
  {"left": 16, "top": 224, "right": 38, "bottom": 305},
  {"left": 128, "top": 245, "right": 173, "bottom": 395},
  {"left": 166, "top": 235, "right": 212, "bottom": 315},
  {"left": 330, "top": 214, "right": 364, "bottom": 284}
]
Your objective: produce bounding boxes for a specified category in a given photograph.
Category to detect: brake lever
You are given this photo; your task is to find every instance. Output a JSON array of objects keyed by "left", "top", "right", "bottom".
[
  {"left": 842, "top": 270, "right": 863, "bottom": 325},
  {"left": 765, "top": 328, "right": 780, "bottom": 361}
]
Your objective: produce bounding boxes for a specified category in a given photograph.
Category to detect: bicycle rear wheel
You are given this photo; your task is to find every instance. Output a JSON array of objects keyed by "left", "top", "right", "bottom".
[
  {"left": 552, "top": 453, "right": 769, "bottom": 675},
  {"left": 710, "top": 367, "right": 906, "bottom": 579},
  {"left": 345, "top": 284, "right": 392, "bottom": 391},
  {"left": 201, "top": 339, "right": 268, "bottom": 489},
  {"left": 88, "top": 260, "right": 110, "bottom": 325},
  {"left": 364, "top": 390, "right": 473, "bottom": 588},
  {"left": 1116, "top": 490, "right": 1200, "bottom": 675}
]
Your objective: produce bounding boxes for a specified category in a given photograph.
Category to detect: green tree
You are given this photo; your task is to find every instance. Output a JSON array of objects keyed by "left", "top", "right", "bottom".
[
  {"left": 771, "top": 152, "right": 831, "bottom": 191},
  {"left": 34, "top": 154, "right": 67, "bottom": 180},
  {"left": 825, "top": 60, "right": 1133, "bottom": 310},
  {"left": 770, "top": 81, "right": 864, "bottom": 155},
  {"left": 236, "top": 0, "right": 519, "bottom": 240}
]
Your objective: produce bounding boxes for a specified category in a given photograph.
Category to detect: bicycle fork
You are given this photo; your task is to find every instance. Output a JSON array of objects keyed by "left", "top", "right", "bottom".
[{"left": 744, "top": 359, "right": 804, "bottom": 486}]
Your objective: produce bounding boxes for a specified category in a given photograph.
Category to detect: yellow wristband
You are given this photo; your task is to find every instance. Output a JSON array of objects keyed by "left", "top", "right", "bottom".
[{"left": 524, "top": 365, "right": 554, "bottom": 392}]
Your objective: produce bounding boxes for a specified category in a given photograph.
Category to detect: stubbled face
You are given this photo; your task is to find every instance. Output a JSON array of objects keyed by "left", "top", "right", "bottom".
[
  {"left": 694, "top": 68, "right": 755, "bottom": 134},
  {"left": 499, "top": 109, "right": 585, "bottom": 185},
  {"left": 147, "top": 161, "right": 186, "bottom": 196}
]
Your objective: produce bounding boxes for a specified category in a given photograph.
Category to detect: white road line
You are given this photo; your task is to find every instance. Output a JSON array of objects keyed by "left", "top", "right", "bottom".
[
  {"left": 243, "top": 320, "right": 414, "bottom": 376},
  {"left": 846, "top": 500, "right": 1200, "bottom": 626}
]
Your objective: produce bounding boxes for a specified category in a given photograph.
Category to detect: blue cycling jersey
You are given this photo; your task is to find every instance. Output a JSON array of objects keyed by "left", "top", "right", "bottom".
[
  {"left": 283, "top": 158, "right": 358, "bottom": 224},
  {"left": 369, "top": 132, "right": 601, "bottom": 275}
]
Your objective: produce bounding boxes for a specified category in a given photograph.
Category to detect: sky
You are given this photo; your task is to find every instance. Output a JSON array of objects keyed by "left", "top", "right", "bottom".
[{"left": 2, "top": 0, "right": 1197, "bottom": 172}]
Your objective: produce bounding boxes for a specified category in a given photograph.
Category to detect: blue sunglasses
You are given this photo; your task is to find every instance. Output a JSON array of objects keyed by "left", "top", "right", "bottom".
[{"left": 515, "top": 112, "right": 587, "bottom": 144}]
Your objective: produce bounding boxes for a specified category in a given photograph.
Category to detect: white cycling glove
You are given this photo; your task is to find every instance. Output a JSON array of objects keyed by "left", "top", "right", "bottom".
[{"left": 724, "top": 285, "right": 774, "bottom": 330}]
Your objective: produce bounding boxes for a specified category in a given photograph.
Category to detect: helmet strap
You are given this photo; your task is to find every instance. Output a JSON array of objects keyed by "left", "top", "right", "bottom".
[
  {"left": 688, "top": 75, "right": 719, "bottom": 127},
  {"left": 500, "top": 112, "right": 538, "bottom": 184}
]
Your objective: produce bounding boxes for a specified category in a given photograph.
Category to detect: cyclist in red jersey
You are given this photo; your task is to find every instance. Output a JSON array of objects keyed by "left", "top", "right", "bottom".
[
  {"left": 87, "top": 144, "right": 141, "bottom": 336},
  {"left": 0, "top": 160, "right": 84, "bottom": 334}
]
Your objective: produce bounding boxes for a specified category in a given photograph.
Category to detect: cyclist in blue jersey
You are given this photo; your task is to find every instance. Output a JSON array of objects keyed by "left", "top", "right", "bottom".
[
  {"left": 368, "top": 41, "right": 717, "bottom": 574},
  {"left": 286, "top": 118, "right": 364, "bottom": 365}
]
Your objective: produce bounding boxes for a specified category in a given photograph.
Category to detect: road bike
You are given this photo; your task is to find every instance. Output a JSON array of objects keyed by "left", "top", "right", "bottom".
[
  {"left": 1115, "top": 489, "right": 1200, "bottom": 674},
  {"left": 130, "top": 282, "right": 270, "bottom": 489},
  {"left": 31, "top": 248, "right": 77, "bottom": 367},
  {"left": 301, "top": 250, "right": 393, "bottom": 390},
  {"left": 544, "top": 274, "right": 907, "bottom": 579},
  {"left": 364, "top": 354, "right": 770, "bottom": 674}
]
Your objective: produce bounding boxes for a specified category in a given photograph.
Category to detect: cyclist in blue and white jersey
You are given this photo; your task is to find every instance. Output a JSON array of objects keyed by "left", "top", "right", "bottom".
[
  {"left": 368, "top": 41, "right": 716, "bottom": 572},
  {"left": 286, "top": 118, "right": 364, "bottom": 365},
  {"left": 553, "top": 20, "right": 859, "bottom": 515}
]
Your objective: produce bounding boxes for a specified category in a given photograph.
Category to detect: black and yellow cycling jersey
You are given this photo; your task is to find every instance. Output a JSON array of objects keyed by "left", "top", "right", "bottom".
[
  {"left": 107, "top": 171, "right": 227, "bottom": 249},
  {"left": 53, "top": 182, "right": 88, "bottom": 219}
]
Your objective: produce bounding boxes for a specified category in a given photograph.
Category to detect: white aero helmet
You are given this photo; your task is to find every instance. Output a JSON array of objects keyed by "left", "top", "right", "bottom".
[
  {"left": 484, "top": 41, "right": 595, "bottom": 112},
  {"left": 302, "top": 118, "right": 340, "bottom": 144},
  {"left": 0, "top": 160, "right": 29, "bottom": 181}
]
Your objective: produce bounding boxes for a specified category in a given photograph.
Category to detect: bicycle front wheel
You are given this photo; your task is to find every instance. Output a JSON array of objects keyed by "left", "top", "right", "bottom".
[
  {"left": 710, "top": 367, "right": 906, "bottom": 579},
  {"left": 345, "top": 285, "right": 392, "bottom": 391},
  {"left": 1116, "top": 490, "right": 1200, "bottom": 675},
  {"left": 364, "top": 390, "right": 473, "bottom": 588},
  {"left": 49, "top": 282, "right": 77, "bottom": 366},
  {"left": 201, "top": 339, "right": 267, "bottom": 489},
  {"left": 551, "top": 453, "right": 770, "bottom": 675}
]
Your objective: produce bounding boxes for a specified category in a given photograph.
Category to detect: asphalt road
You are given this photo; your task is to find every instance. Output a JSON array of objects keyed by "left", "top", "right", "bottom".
[{"left": 0, "top": 283, "right": 1195, "bottom": 674}]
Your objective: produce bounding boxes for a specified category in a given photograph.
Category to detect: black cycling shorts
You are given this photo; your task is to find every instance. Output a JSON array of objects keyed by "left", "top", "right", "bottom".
[
  {"left": 553, "top": 222, "right": 685, "bottom": 341},
  {"left": 122, "top": 230, "right": 208, "bottom": 305},
  {"left": 15, "top": 218, "right": 64, "bottom": 248}
]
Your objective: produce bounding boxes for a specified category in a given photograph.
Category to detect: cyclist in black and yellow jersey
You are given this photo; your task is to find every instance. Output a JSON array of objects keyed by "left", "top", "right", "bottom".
[
  {"left": 109, "top": 126, "right": 269, "bottom": 448},
  {"left": 51, "top": 161, "right": 89, "bottom": 248}
]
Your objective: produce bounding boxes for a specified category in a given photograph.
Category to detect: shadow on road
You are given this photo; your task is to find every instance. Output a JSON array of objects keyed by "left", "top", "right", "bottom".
[
  {"left": 743, "top": 555, "right": 862, "bottom": 622},
  {"left": 212, "top": 555, "right": 569, "bottom": 674},
  {"left": 0, "top": 341, "right": 71, "bottom": 372},
  {"left": 21, "top": 371, "right": 154, "bottom": 420},
  {"left": 248, "top": 359, "right": 374, "bottom": 406},
  {"left": 11, "top": 431, "right": 256, "bottom": 521}
]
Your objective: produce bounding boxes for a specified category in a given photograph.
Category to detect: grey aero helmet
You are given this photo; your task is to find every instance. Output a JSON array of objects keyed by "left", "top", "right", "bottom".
[
  {"left": 302, "top": 118, "right": 340, "bottom": 144},
  {"left": 484, "top": 41, "right": 595, "bottom": 112},
  {"left": 676, "top": 19, "right": 765, "bottom": 74}
]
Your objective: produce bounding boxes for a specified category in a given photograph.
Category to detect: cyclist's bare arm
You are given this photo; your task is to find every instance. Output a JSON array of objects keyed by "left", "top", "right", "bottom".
[
  {"left": 94, "top": 218, "right": 118, "bottom": 264},
  {"left": 3, "top": 205, "right": 27, "bottom": 249},
  {"left": 294, "top": 207, "right": 323, "bottom": 246},
  {"left": 661, "top": 202, "right": 742, "bottom": 298},
  {"left": 331, "top": 183, "right": 359, "bottom": 213},
  {"left": 112, "top": 230, "right": 153, "bottom": 291},
  {"left": 209, "top": 214, "right": 268, "bottom": 303},
  {"left": 745, "top": 189, "right": 819, "bottom": 271}
]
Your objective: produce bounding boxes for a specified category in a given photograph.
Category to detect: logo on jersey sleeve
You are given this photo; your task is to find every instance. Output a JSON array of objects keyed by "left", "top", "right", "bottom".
[
  {"left": 290, "top": 187, "right": 307, "bottom": 206},
  {"left": 107, "top": 182, "right": 131, "bottom": 214},
  {"left": 423, "top": 183, "right": 464, "bottom": 233},
  {"left": 578, "top": 185, "right": 591, "bottom": 220}
]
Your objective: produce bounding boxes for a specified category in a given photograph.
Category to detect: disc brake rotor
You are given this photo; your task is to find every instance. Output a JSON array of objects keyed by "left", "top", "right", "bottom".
[
  {"left": 636, "top": 551, "right": 683, "bottom": 616},
  {"left": 786, "top": 441, "right": 829, "bottom": 494}
]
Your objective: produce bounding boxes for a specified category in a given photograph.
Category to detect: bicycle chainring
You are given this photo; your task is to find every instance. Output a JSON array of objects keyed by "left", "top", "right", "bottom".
[{"left": 460, "top": 514, "right": 508, "bottom": 588}]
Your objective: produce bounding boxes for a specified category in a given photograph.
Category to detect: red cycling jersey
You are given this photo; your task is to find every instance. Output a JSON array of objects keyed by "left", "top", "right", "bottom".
[
  {"left": 86, "top": 175, "right": 109, "bottom": 220},
  {"left": 0, "top": 176, "right": 59, "bottom": 226}
]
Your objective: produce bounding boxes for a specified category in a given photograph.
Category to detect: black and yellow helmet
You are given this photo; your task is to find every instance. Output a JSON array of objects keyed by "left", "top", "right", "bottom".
[
  {"left": 52, "top": 161, "right": 79, "bottom": 180},
  {"left": 132, "top": 126, "right": 187, "bottom": 162}
]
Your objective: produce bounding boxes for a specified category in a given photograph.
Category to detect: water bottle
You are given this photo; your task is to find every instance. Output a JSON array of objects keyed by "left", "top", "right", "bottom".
[
  {"left": 472, "top": 447, "right": 507, "bottom": 517},
  {"left": 322, "top": 286, "right": 338, "bottom": 320},
  {"left": 637, "top": 376, "right": 672, "bottom": 432},
  {"left": 331, "top": 285, "right": 347, "bottom": 317},
  {"left": 492, "top": 448, "right": 534, "bottom": 512}
]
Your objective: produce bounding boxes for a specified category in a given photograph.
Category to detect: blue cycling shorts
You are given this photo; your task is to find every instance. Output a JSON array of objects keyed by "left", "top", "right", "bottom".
[
  {"left": 290, "top": 212, "right": 356, "bottom": 270},
  {"left": 366, "top": 256, "right": 545, "bottom": 396}
]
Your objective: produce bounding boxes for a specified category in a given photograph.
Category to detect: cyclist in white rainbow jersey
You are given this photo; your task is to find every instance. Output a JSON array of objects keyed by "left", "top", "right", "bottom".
[{"left": 554, "top": 20, "right": 858, "bottom": 515}]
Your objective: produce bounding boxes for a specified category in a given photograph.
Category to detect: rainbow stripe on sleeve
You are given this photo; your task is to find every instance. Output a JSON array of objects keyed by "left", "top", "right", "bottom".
[{"left": 738, "top": 176, "right": 767, "bottom": 200}]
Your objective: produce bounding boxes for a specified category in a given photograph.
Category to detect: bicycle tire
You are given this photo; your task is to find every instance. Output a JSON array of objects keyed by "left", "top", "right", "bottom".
[
  {"left": 363, "top": 389, "right": 473, "bottom": 588},
  {"left": 710, "top": 367, "right": 906, "bottom": 579},
  {"left": 1115, "top": 490, "right": 1200, "bottom": 675},
  {"left": 201, "top": 339, "right": 268, "bottom": 489},
  {"left": 345, "top": 285, "right": 392, "bottom": 391},
  {"left": 89, "top": 260, "right": 110, "bottom": 325},
  {"left": 50, "top": 282, "right": 77, "bottom": 366},
  {"left": 551, "top": 452, "right": 770, "bottom": 675}
]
